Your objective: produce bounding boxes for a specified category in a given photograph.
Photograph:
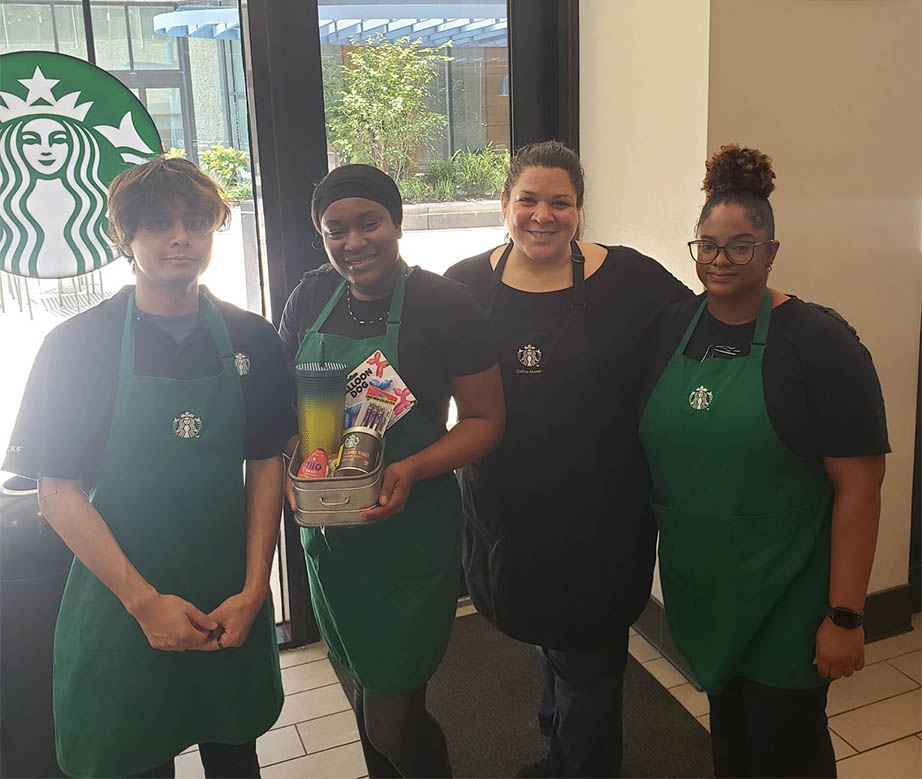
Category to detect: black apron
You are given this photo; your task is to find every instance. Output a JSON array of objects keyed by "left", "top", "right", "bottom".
[{"left": 458, "top": 243, "right": 656, "bottom": 649}]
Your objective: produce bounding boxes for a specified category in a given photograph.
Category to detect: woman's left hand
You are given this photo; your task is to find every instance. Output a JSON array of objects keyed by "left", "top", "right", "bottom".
[
  {"left": 204, "top": 589, "right": 265, "bottom": 650},
  {"left": 361, "top": 459, "right": 419, "bottom": 521},
  {"left": 814, "top": 616, "right": 865, "bottom": 679}
]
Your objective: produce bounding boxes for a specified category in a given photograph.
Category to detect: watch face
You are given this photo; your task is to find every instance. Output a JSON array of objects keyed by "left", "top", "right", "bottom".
[{"left": 830, "top": 608, "right": 863, "bottom": 629}]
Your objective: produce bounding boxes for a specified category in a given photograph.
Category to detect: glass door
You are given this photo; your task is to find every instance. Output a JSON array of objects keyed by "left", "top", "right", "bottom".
[
  {"left": 0, "top": 0, "right": 287, "bottom": 631},
  {"left": 316, "top": 0, "right": 511, "bottom": 276}
]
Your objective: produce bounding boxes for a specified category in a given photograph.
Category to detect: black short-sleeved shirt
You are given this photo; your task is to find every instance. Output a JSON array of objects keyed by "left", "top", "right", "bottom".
[
  {"left": 446, "top": 245, "right": 692, "bottom": 402},
  {"left": 641, "top": 293, "right": 890, "bottom": 458},
  {"left": 3, "top": 286, "right": 297, "bottom": 483},
  {"left": 278, "top": 264, "right": 498, "bottom": 428}
]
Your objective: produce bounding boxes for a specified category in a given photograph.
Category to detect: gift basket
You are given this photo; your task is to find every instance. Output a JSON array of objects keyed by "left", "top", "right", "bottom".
[{"left": 289, "top": 352, "right": 415, "bottom": 527}]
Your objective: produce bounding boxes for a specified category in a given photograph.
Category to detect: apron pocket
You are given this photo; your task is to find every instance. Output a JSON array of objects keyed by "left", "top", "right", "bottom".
[{"left": 729, "top": 504, "right": 816, "bottom": 592}]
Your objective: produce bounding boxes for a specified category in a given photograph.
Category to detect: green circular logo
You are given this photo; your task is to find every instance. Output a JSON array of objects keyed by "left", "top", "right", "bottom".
[{"left": 0, "top": 51, "right": 162, "bottom": 279}]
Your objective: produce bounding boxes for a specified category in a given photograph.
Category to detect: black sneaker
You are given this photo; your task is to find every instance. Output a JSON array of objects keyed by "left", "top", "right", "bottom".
[{"left": 515, "top": 755, "right": 551, "bottom": 778}]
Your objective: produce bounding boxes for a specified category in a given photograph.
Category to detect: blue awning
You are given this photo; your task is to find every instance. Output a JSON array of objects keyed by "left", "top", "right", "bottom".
[
  {"left": 153, "top": 7, "right": 241, "bottom": 40},
  {"left": 153, "top": 3, "right": 508, "bottom": 46}
]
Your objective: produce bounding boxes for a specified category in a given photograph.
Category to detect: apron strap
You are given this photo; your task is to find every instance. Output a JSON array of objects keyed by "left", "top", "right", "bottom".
[
  {"left": 386, "top": 259, "right": 408, "bottom": 340},
  {"left": 485, "top": 241, "right": 586, "bottom": 314},
  {"left": 119, "top": 290, "right": 237, "bottom": 378},
  {"left": 308, "top": 260, "right": 409, "bottom": 340},
  {"left": 750, "top": 288, "right": 773, "bottom": 356},
  {"left": 199, "top": 291, "right": 238, "bottom": 376},
  {"left": 308, "top": 278, "right": 349, "bottom": 333},
  {"left": 570, "top": 240, "right": 586, "bottom": 306},
  {"left": 484, "top": 242, "right": 514, "bottom": 314},
  {"left": 675, "top": 298, "right": 709, "bottom": 358},
  {"left": 118, "top": 293, "right": 137, "bottom": 379},
  {"left": 675, "top": 288, "right": 774, "bottom": 359}
]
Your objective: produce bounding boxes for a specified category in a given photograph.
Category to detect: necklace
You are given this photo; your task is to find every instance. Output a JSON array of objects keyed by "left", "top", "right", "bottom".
[
  {"left": 346, "top": 287, "right": 388, "bottom": 325},
  {"left": 345, "top": 265, "right": 411, "bottom": 325}
]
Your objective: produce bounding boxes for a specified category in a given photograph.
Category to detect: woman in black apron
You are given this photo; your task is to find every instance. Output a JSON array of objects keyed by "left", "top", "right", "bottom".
[
  {"left": 445, "top": 141, "right": 689, "bottom": 777},
  {"left": 279, "top": 165, "right": 505, "bottom": 778},
  {"left": 639, "top": 145, "right": 889, "bottom": 777}
]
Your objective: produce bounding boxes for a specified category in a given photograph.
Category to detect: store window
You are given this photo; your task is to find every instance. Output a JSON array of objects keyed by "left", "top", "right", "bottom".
[
  {"left": 91, "top": 5, "right": 129, "bottom": 70},
  {"left": 0, "top": 2, "right": 56, "bottom": 53},
  {"left": 50, "top": 3, "right": 86, "bottom": 58},
  {"left": 0, "top": 1, "right": 279, "bottom": 622},
  {"left": 145, "top": 85, "right": 184, "bottom": 148},
  {"left": 317, "top": 0, "right": 510, "bottom": 276},
  {"left": 127, "top": 4, "right": 177, "bottom": 69}
]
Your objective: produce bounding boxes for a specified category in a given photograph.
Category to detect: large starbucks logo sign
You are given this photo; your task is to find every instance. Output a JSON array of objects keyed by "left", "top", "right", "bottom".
[{"left": 0, "top": 51, "right": 161, "bottom": 279}]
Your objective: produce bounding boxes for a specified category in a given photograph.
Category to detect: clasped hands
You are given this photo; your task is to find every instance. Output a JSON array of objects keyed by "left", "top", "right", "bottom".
[{"left": 130, "top": 589, "right": 264, "bottom": 652}]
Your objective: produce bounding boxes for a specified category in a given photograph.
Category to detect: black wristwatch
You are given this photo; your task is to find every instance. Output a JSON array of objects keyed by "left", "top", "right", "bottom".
[{"left": 828, "top": 606, "right": 864, "bottom": 629}]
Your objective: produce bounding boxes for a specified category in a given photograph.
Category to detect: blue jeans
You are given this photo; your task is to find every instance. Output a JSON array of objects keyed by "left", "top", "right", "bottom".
[{"left": 537, "top": 630, "right": 629, "bottom": 778}]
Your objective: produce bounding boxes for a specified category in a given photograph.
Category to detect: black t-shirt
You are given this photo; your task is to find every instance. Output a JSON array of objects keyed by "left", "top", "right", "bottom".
[
  {"left": 278, "top": 264, "right": 498, "bottom": 428},
  {"left": 641, "top": 293, "right": 890, "bottom": 458},
  {"left": 446, "top": 245, "right": 692, "bottom": 408},
  {"left": 3, "top": 286, "right": 297, "bottom": 483}
]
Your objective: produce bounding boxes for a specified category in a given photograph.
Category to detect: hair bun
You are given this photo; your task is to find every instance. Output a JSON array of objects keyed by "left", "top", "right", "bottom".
[{"left": 703, "top": 144, "right": 775, "bottom": 199}]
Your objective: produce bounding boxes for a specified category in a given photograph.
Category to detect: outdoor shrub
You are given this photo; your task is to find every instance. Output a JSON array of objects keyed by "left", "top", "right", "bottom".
[
  {"left": 225, "top": 181, "right": 253, "bottom": 202},
  {"left": 325, "top": 34, "right": 449, "bottom": 180},
  {"left": 451, "top": 144, "right": 508, "bottom": 198},
  {"left": 201, "top": 144, "right": 250, "bottom": 192},
  {"left": 398, "top": 176, "right": 434, "bottom": 203},
  {"left": 405, "top": 146, "right": 509, "bottom": 202}
]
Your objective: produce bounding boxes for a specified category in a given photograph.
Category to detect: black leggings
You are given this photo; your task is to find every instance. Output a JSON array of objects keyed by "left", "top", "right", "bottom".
[
  {"left": 351, "top": 678, "right": 452, "bottom": 778},
  {"left": 129, "top": 740, "right": 260, "bottom": 778},
  {"left": 708, "top": 677, "right": 836, "bottom": 778}
]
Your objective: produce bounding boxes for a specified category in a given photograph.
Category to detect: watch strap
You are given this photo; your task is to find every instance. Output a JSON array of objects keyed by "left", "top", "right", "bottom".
[{"left": 828, "top": 606, "right": 864, "bottom": 629}]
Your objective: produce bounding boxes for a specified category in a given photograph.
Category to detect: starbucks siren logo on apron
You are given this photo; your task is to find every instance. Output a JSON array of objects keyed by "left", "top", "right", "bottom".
[
  {"left": 172, "top": 411, "right": 203, "bottom": 439},
  {"left": 689, "top": 385, "right": 713, "bottom": 411},
  {"left": 0, "top": 51, "right": 161, "bottom": 279},
  {"left": 517, "top": 343, "right": 542, "bottom": 373},
  {"left": 234, "top": 352, "right": 250, "bottom": 376}
]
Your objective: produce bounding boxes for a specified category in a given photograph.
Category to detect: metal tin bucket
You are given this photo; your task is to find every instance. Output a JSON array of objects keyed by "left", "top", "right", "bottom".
[{"left": 288, "top": 438, "right": 385, "bottom": 527}]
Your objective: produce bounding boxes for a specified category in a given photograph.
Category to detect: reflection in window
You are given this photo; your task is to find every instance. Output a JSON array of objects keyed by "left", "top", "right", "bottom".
[
  {"left": 146, "top": 87, "right": 184, "bottom": 150},
  {"left": 223, "top": 39, "right": 248, "bottom": 152},
  {"left": 53, "top": 4, "right": 87, "bottom": 60},
  {"left": 0, "top": 3, "right": 55, "bottom": 53},
  {"left": 91, "top": 5, "right": 129, "bottom": 71},
  {"left": 128, "top": 5, "right": 177, "bottom": 70}
]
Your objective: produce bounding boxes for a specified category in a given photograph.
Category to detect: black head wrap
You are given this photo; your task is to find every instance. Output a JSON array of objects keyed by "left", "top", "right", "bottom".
[{"left": 311, "top": 164, "right": 403, "bottom": 231}]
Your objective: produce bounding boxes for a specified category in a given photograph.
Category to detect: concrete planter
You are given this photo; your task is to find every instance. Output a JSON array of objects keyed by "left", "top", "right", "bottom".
[{"left": 403, "top": 200, "right": 502, "bottom": 231}]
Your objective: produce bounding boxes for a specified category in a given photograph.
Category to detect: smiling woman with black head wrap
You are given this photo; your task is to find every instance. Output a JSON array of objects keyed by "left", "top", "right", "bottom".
[{"left": 278, "top": 164, "right": 505, "bottom": 779}]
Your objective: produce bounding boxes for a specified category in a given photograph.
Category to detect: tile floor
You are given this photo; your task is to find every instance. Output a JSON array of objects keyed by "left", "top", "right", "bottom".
[{"left": 174, "top": 610, "right": 921, "bottom": 779}]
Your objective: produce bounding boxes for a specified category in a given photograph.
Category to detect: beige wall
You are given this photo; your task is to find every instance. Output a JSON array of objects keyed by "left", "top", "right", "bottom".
[
  {"left": 581, "top": 0, "right": 922, "bottom": 598},
  {"left": 708, "top": 0, "right": 921, "bottom": 593},
  {"left": 579, "top": 0, "right": 710, "bottom": 291}
]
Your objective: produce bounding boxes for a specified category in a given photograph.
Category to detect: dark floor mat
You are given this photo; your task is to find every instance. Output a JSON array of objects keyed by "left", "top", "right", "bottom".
[{"left": 333, "top": 613, "right": 714, "bottom": 778}]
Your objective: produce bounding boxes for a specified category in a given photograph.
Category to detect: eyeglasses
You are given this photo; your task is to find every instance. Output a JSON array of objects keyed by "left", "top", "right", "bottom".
[{"left": 688, "top": 239, "right": 774, "bottom": 265}]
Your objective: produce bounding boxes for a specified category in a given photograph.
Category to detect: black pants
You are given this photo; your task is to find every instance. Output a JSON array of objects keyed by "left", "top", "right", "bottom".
[
  {"left": 536, "top": 630, "right": 629, "bottom": 778},
  {"left": 350, "top": 677, "right": 452, "bottom": 778},
  {"left": 129, "top": 740, "right": 260, "bottom": 778},
  {"left": 708, "top": 677, "right": 836, "bottom": 778}
]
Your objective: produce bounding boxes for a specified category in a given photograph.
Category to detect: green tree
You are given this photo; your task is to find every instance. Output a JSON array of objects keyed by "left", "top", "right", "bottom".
[{"left": 326, "top": 35, "right": 449, "bottom": 180}]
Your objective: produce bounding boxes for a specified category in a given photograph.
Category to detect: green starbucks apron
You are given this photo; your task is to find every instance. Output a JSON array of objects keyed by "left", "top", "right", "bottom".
[
  {"left": 295, "top": 263, "right": 462, "bottom": 696},
  {"left": 53, "top": 291, "right": 283, "bottom": 778},
  {"left": 638, "top": 291, "right": 833, "bottom": 693}
]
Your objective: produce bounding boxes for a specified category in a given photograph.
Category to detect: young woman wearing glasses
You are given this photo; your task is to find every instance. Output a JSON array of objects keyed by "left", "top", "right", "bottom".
[{"left": 638, "top": 145, "right": 888, "bottom": 778}]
